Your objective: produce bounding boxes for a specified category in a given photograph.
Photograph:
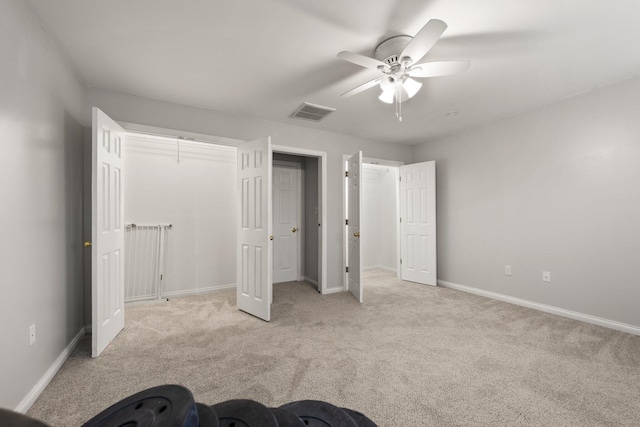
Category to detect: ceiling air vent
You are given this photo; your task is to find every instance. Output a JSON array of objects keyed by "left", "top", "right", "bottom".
[{"left": 290, "top": 102, "right": 336, "bottom": 122}]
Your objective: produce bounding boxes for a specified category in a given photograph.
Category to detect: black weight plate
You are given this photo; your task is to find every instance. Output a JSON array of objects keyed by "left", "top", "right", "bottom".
[
  {"left": 340, "top": 408, "right": 378, "bottom": 427},
  {"left": 210, "top": 399, "right": 278, "bottom": 427},
  {"left": 280, "top": 400, "right": 357, "bottom": 427},
  {"left": 269, "top": 407, "right": 306, "bottom": 427},
  {"left": 82, "top": 384, "right": 199, "bottom": 427},
  {"left": 196, "top": 403, "right": 219, "bottom": 427}
]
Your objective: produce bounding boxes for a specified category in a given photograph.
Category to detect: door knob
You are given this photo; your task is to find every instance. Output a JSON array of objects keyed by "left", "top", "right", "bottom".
[
  {"left": 84, "top": 241, "right": 92, "bottom": 247},
  {"left": 291, "top": 227, "right": 298, "bottom": 233},
  {"left": 270, "top": 235, "right": 273, "bottom": 240},
  {"left": 353, "top": 232, "right": 360, "bottom": 238}
]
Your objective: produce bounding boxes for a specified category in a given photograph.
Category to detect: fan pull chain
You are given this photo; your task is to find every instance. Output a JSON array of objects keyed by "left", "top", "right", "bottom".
[{"left": 395, "top": 88, "right": 403, "bottom": 122}]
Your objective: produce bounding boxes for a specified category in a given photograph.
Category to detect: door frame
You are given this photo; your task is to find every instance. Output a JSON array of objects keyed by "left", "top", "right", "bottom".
[
  {"left": 273, "top": 145, "right": 327, "bottom": 294},
  {"left": 273, "top": 160, "right": 303, "bottom": 282},
  {"left": 343, "top": 155, "right": 405, "bottom": 289}
]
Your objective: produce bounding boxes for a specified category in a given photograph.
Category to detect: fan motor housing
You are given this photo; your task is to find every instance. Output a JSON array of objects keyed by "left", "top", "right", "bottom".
[{"left": 374, "top": 35, "right": 412, "bottom": 65}]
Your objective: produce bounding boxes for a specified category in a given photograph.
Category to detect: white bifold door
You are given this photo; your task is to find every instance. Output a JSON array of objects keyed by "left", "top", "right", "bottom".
[
  {"left": 237, "top": 137, "right": 273, "bottom": 321},
  {"left": 347, "top": 151, "right": 363, "bottom": 302},
  {"left": 91, "top": 107, "right": 126, "bottom": 357},
  {"left": 399, "top": 161, "right": 437, "bottom": 285}
]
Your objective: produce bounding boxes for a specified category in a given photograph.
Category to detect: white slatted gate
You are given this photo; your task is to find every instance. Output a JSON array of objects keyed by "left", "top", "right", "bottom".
[{"left": 124, "top": 224, "right": 171, "bottom": 302}]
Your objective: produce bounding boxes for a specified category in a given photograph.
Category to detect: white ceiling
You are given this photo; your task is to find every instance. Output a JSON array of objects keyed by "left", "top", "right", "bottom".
[{"left": 25, "top": 0, "right": 640, "bottom": 145}]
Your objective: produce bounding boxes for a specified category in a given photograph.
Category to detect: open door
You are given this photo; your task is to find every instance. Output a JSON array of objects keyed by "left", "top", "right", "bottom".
[
  {"left": 347, "top": 151, "right": 363, "bottom": 302},
  {"left": 237, "top": 137, "right": 272, "bottom": 321},
  {"left": 399, "top": 161, "right": 437, "bottom": 285},
  {"left": 91, "top": 107, "right": 125, "bottom": 357}
]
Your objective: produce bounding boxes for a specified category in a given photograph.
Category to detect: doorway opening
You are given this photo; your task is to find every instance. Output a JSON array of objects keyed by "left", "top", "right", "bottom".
[
  {"left": 272, "top": 147, "right": 326, "bottom": 294},
  {"left": 343, "top": 156, "right": 407, "bottom": 303}
]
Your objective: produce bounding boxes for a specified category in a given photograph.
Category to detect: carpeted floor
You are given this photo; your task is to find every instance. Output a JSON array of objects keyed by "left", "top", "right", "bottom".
[{"left": 27, "top": 269, "right": 640, "bottom": 426}]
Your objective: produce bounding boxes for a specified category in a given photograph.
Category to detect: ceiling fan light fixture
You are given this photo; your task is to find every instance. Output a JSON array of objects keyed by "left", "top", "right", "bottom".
[
  {"left": 403, "top": 78, "right": 422, "bottom": 99},
  {"left": 379, "top": 89, "right": 395, "bottom": 104},
  {"left": 337, "top": 19, "right": 468, "bottom": 122},
  {"left": 380, "top": 76, "right": 398, "bottom": 92}
]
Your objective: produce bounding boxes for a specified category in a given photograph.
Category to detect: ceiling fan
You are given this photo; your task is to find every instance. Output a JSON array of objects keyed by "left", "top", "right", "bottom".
[{"left": 337, "top": 19, "right": 469, "bottom": 120}]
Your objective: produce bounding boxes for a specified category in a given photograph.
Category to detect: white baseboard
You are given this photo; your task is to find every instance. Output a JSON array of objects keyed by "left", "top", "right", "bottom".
[
  {"left": 16, "top": 327, "right": 86, "bottom": 413},
  {"left": 323, "top": 286, "right": 345, "bottom": 295},
  {"left": 303, "top": 276, "right": 319, "bottom": 286},
  {"left": 438, "top": 280, "right": 640, "bottom": 336},
  {"left": 364, "top": 265, "right": 396, "bottom": 273},
  {"left": 162, "top": 284, "right": 235, "bottom": 298}
]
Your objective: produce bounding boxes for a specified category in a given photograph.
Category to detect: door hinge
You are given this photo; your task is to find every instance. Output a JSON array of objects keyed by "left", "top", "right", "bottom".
[
  {"left": 400, "top": 217, "right": 402, "bottom": 223},
  {"left": 346, "top": 266, "right": 349, "bottom": 273},
  {"left": 345, "top": 219, "right": 348, "bottom": 225},
  {"left": 400, "top": 259, "right": 402, "bottom": 264},
  {"left": 345, "top": 171, "right": 348, "bottom": 177},
  {"left": 160, "top": 274, "right": 163, "bottom": 280},
  {"left": 399, "top": 176, "right": 402, "bottom": 181}
]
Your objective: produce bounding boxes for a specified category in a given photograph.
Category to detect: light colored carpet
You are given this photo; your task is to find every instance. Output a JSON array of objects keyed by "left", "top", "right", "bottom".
[{"left": 28, "top": 269, "right": 640, "bottom": 426}]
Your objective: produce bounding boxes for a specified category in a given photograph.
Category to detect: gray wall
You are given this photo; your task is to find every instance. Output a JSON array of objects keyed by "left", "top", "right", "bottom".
[
  {"left": 362, "top": 165, "right": 398, "bottom": 271},
  {"left": 84, "top": 88, "right": 414, "bottom": 291},
  {"left": 0, "top": 0, "right": 86, "bottom": 410},
  {"left": 413, "top": 76, "right": 640, "bottom": 328},
  {"left": 125, "top": 137, "right": 237, "bottom": 295}
]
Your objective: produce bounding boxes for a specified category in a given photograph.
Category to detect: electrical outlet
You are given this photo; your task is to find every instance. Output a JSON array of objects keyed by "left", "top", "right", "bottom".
[
  {"left": 542, "top": 271, "right": 551, "bottom": 282},
  {"left": 505, "top": 265, "right": 513, "bottom": 276},
  {"left": 28, "top": 324, "right": 36, "bottom": 346}
]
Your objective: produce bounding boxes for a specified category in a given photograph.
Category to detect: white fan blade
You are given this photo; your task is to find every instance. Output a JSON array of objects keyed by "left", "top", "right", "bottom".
[
  {"left": 408, "top": 60, "right": 470, "bottom": 78},
  {"left": 341, "top": 77, "right": 383, "bottom": 97},
  {"left": 338, "top": 51, "right": 387, "bottom": 70},
  {"left": 400, "top": 19, "right": 448, "bottom": 65}
]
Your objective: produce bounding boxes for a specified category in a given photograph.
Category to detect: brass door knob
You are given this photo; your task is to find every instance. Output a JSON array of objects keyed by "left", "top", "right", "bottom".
[
  {"left": 291, "top": 227, "right": 298, "bottom": 233},
  {"left": 84, "top": 241, "right": 92, "bottom": 247},
  {"left": 353, "top": 232, "right": 360, "bottom": 238},
  {"left": 269, "top": 235, "right": 273, "bottom": 241}
]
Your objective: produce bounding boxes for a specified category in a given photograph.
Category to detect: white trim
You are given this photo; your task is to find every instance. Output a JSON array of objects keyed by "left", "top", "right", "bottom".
[
  {"left": 120, "top": 122, "right": 243, "bottom": 147},
  {"left": 162, "top": 284, "right": 235, "bottom": 298},
  {"left": 125, "top": 298, "right": 168, "bottom": 307},
  {"left": 324, "top": 286, "right": 346, "bottom": 295},
  {"left": 379, "top": 265, "right": 397, "bottom": 273},
  {"left": 342, "top": 154, "right": 349, "bottom": 292},
  {"left": 344, "top": 156, "right": 405, "bottom": 290},
  {"left": 303, "top": 276, "right": 319, "bottom": 286},
  {"left": 16, "top": 327, "right": 86, "bottom": 413},
  {"left": 363, "top": 265, "right": 397, "bottom": 273},
  {"left": 362, "top": 157, "right": 405, "bottom": 167},
  {"left": 438, "top": 280, "right": 640, "bottom": 336},
  {"left": 125, "top": 136, "right": 236, "bottom": 163},
  {"left": 272, "top": 145, "right": 327, "bottom": 295}
]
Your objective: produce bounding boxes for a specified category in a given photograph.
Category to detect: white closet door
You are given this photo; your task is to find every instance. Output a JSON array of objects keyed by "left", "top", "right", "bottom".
[
  {"left": 237, "top": 137, "right": 272, "bottom": 321},
  {"left": 347, "top": 151, "right": 363, "bottom": 302},
  {"left": 91, "top": 107, "right": 125, "bottom": 357},
  {"left": 400, "top": 161, "right": 437, "bottom": 285},
  {"left": 273, "top": 164, "right": 300, "bottom": 283}
]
